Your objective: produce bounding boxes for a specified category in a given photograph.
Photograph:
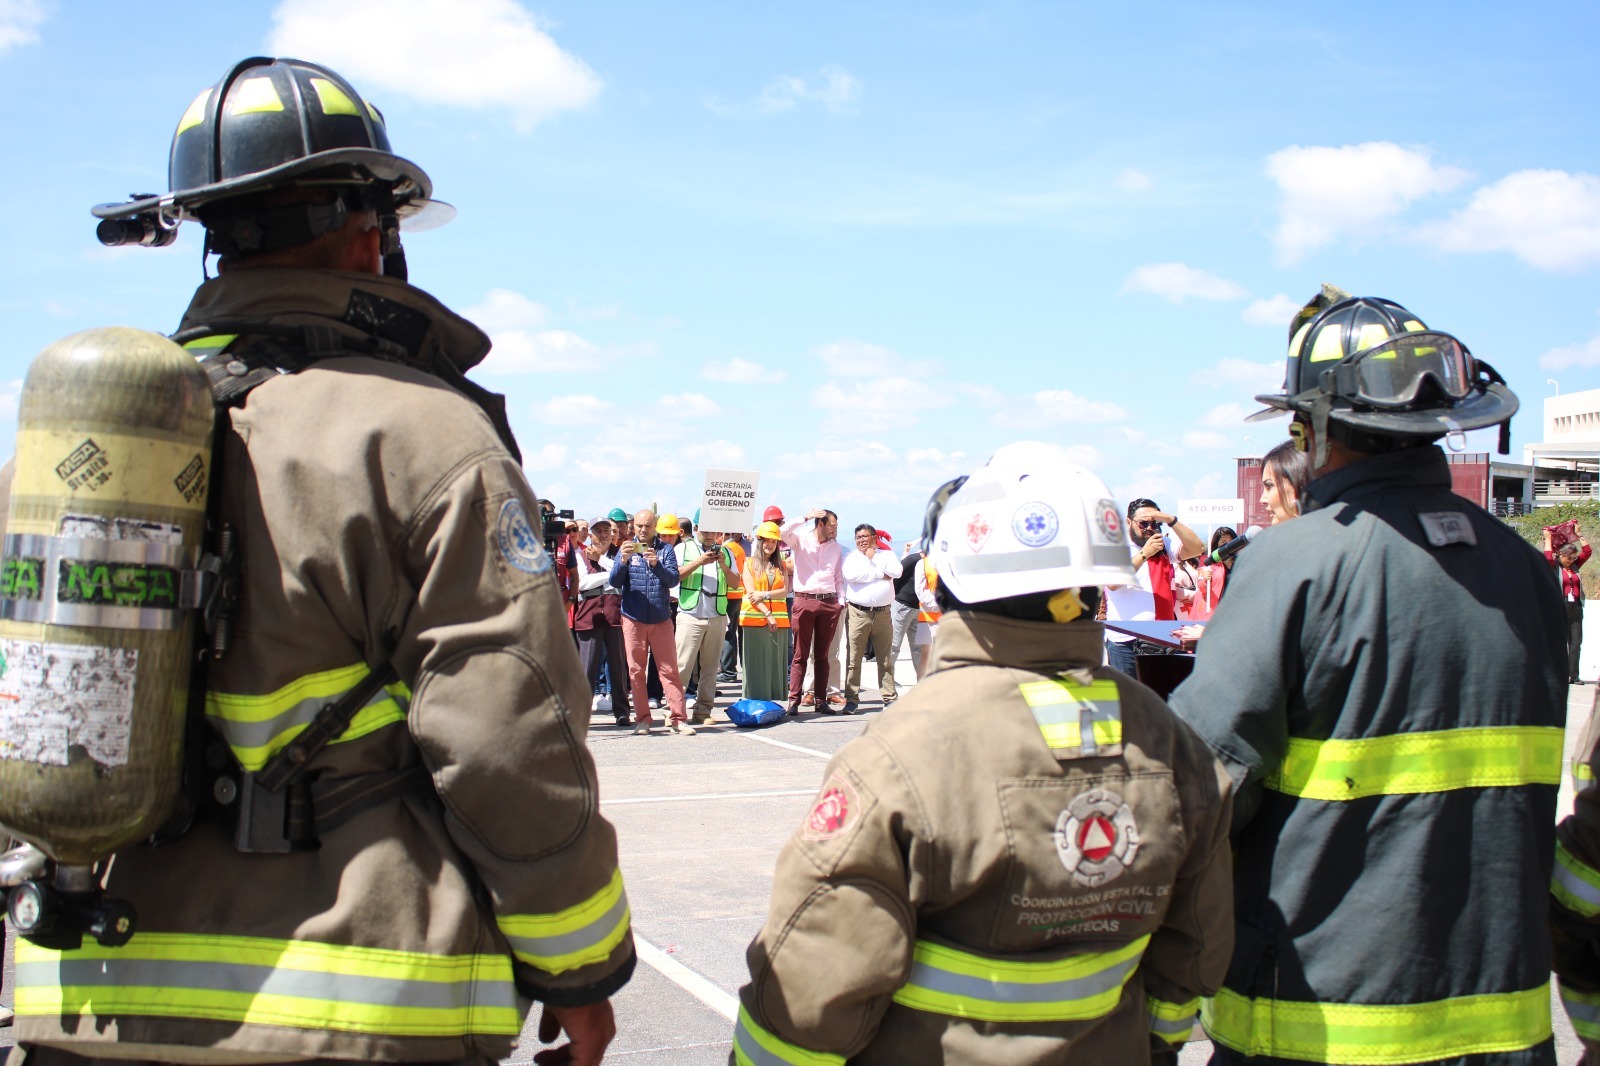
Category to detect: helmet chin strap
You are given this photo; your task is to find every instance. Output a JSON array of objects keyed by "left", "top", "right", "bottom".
[{"left": 1309, "top": 394, "right": 1334, "bottom": 470}]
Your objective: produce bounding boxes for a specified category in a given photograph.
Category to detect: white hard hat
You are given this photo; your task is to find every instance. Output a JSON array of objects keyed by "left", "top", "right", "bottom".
[{"left": 927, "top": 442, "right": 1136, "bottom": 604}]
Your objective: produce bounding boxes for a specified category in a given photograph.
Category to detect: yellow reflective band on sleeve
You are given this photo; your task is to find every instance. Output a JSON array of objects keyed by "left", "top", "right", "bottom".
[
  {"left": 1264, "top": 726, "right": 1563, "bottom": 801},
  {"left": 496, "top": 868, "right": 631, "bottom": 976},
  {"left": 229, "top": 77, "right": 285, "bottom": 116},
  {"left": 1554, "top": 840, "right": 1600, "bottom": 918},
  {"left": 309, "top": 77, "right": 360, "bottom": 116},
  {"left": 891, "top": 935, "right": 1148, "bottom": 1023},
  {"left": 1019, "top": 679, "right": 1122, "bottom": 756},
  {"left": 176, "top": 89, "right": 212, "bottom": 135},
  {"left": 1561, "top": 983, "right": 1600, "bottom": 1041},
  {"left": 732, "top": 1005, "right": 845, "bottom": 1066},
  {"left": 206, "top": 663, "right": 410, "bottom": 772},
  {"left": 1575, "top": 759, "right": 1594, "bottom": 791},
  {"left": 1202, "top": 983, "right": 1551, "bottom": 1064},
  {"left": 1148, "top": 994, "right": 1200, "bottom": 1046},
  {"left": 14, "top": 932, "right": 520, "bottom": 1037},
  {"left": 182, "top": 333, "right": 238, "bottom": 356}
]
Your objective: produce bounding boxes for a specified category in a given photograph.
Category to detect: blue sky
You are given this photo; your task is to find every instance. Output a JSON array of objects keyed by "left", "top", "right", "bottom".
[{"left": 2, "top": 1, "right": 1598, "bottom": 542}]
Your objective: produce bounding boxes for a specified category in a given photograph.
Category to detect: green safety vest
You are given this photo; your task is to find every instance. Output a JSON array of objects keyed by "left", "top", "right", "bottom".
[{"left": 678, "top": 542, "right": 731, "bottom": 615}]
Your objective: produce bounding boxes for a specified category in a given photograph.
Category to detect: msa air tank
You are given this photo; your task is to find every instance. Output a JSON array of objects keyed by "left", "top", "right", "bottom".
[{"left": 0, "top": 327, "right": 212, "bottom": 865}]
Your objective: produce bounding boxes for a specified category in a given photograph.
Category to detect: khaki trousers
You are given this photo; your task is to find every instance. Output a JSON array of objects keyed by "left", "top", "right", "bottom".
[
  {"left": 844, "top": 603, "right": 896, "bottom": 701},
  {"left": 675, "top": 611, "right": 729, "bottom": 712}
]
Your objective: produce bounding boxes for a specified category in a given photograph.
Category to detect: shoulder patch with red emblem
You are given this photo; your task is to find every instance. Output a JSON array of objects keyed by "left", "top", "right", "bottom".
[{"left": 803, "top": 773, "right": 860, "bottom": 840}]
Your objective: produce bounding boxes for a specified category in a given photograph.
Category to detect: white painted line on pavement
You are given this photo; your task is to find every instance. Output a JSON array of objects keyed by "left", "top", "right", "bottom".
[
  {"left": 737, "top": 733, "right": 833, "bottom": 759},
  {"left": 633, "top": 933, "right": 739, "bottom": 1022},
  {"left": 603, "top": 788, "right": 815, "bottom": 806}
]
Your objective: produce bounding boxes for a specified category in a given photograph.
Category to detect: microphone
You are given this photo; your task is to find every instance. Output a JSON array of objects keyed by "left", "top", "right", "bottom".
[{"left": 1209, "top": 525, "right": 1264, "bottom": 564}]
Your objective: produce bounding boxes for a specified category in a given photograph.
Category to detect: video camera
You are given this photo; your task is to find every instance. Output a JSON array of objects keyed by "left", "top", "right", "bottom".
[{"left": 541, "top": 503, "right": 574, "bottom": 553}]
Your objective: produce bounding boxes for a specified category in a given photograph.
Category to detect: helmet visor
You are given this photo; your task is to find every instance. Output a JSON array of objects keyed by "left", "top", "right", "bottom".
[{"left": 1341, "top": 332, "right": 1471, "bottom": 408}]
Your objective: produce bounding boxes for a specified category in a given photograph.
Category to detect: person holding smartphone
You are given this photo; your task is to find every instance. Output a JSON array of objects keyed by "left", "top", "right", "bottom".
[{"left": 1102, "top": 499, "right": 1205, "bottom": 676}]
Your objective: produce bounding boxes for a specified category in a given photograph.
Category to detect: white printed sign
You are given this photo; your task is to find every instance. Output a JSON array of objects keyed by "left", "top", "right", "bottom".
[
  {"left": 1178, "top": 498, "right": 1244, "bottom": 527},
  {"left": 0, "top": 640, "right": 138, "bottom": 767},
  {"left": 699, "top": 469, "right": 762, "bottom": 533}
]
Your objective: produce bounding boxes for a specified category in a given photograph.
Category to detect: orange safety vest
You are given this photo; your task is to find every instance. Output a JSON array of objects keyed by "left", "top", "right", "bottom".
[
  {"left": 740, "top": 563, "right": 790, "bottom": 629},
  {"left": 724, "top": 539, "right": 747, "bottom": 601},
  {"left": 918, "top": 561, "right": 941, "bottom": 624}
]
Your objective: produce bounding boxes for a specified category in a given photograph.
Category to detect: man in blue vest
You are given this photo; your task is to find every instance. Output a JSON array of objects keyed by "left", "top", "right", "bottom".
[{"left": 1171, "top": 286, "right": 1564, "bottom": 1065}]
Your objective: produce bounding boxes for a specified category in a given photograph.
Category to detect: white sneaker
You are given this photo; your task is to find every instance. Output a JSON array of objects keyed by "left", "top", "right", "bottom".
[
  {"left": 670, "top": 721, "right": 697, "bottom": 736},
  {"left": 592, "top": 694, "right": 612, "bottom": 712},
  {"left": 649, "top": 698, "right": 662, "bottom": 709}
]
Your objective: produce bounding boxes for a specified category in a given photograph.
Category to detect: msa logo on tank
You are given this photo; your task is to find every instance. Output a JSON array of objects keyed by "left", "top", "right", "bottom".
[
  {"left": 1055, "top": 788, "right": 1140, "bottom": 888},
  {"left": 496, "top": 499, "right": 552, "bottom": 575}
]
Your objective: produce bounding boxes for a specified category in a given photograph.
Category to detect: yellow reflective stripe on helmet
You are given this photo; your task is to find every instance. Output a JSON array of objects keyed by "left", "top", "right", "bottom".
[
  {"left": 1308, "top": 324, "right": 1346, "bottom": 362},
  {"left": 1203, "top": 984, "right": 1551, "bottom": 1064},
  {"left": 732, "top": 1005, "right": 845, "bottom": 1066},
  {"left": 309, "top": 77, "right": 360, "bottom": 117},
  {"left": 891, "top": 935, "right": 1148, "bottom": 1023},
  {"left": 229, "top": 77, "right": 285, "bottom": 116},
  {"left": 14, "top": 933, "right": 520, "bottom": 1037},
  {"left": 1554, "top": 840, "right": 1600, "bottom": 918},
  {"left": 496, "top": 868, "right": 631, "bottom": 976},
  {"left": 176, "top": 89, "right": 212, "bottom": 135},
  {"left": 1264, "top": 726, "right": 1563, "bottom": 801},
  {"left": 1148, "top": 994, "right": 1200, "bottom": 1046},
  {"left": 1019, "top": 679, "right": 1122, "bottom": 754},
  {"left": 206, "top": 663, "right": 410, "bottom": 772},
  {"left": 182, "top": 333, "right": 238, "bottom": 356},
  {"left": 1354, "top": 322, "right": 1394, "bottom": 354},
  {"left": 1561, "top": 984, "right": 1600, "bottom": 1041}
]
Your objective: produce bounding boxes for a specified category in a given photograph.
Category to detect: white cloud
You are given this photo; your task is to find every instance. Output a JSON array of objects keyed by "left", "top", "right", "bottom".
[
  {"left": 479, "top": 328, "right": 597, "bottom": 373},
  {"left": 1421, "top": 169, "right": 1600, "bottom": 272},
  {"left": 1116, "top": 464, "right": 1184, "bottom": 507},
  {"left": 1201, "top": 402, "right": 1256, "bottom": 427},
  {"left": 1181, "top": 430, "right": 1234, "bottom": 451},
  {"left": 1265, "top": 141, "right": 1470, "bottom": 263},
  {"left": 1116, "top": 168, "right": 1153, "bottom": 193},
  {"left": 1121, "top": 263, "right": 1249, "bottom": 303},
  {"left": 532, "top": 394, "right": 614, "bottom": 425},
  {"left": 813, "top": 339, "right": 937, "bottom": 379},
  {"left": 519, "top": 442, "right": 569, "bottom": 471},
  {"left": 1242, "top": 294, "right": 1301, "bottom": 328},
  {"left": 464, "top": 288, "right": 548, "bottom": 332},
  {"left": 658, "top": 392, "right": 722, "bottom": 419},
  {"left": 1190, "top": 358, "right": 1283, "bottom": 394},
  {"left": 1015, "top": 390, "right": 1128, "bottom": 424},
  {"left": 268, "top": 0, "right": 602, "bottom": 130},
  {"left": 0, "top": 0, "right": 46, "bottom": 54},
  {"left": 700, "top": 357, "right": 782, "bottom": 384},
  {"left": 1540, "top": 336, "right": 1600, "bottom": 370},
  {"left": 708, "top": 64, "right": 861, "bottom": 116}
]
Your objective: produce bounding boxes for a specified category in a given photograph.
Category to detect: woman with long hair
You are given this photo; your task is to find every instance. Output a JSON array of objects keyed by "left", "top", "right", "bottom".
[
  {"left": 1262, "top": 439, "right": 1311, "bottom": 524},
  {"left": 740, "top": 521, "right": 793, "bottom": 701}
]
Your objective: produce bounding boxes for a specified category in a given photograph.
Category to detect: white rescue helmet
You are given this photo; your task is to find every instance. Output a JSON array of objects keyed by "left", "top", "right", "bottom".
[{"left": 926, "top": 442, "right": 1136, "bottom": 604}]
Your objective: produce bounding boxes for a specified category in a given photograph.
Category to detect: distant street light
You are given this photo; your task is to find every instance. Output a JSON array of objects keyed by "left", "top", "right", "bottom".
[
  {"left": 1548, "top": 379, "right": 1561, "bottom": 395},
  {"left": 1242, "top": 436, "right": 1256, "bottom": 455}
]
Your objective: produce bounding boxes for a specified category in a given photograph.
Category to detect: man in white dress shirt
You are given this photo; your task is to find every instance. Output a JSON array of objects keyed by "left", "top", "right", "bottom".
[{"left": 840, "top": 523, "right": 904, "bottom": 713}]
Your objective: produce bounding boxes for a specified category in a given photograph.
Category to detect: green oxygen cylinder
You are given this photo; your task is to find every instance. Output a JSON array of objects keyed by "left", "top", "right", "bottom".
[{"left": 0, "top": 327, "right": 213, "bottom": 865}]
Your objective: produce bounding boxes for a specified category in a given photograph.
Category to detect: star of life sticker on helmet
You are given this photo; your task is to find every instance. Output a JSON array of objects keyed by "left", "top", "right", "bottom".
[
  {"left": 1055, "top": 788, "right": 1140, "bottom": 887},
  {"left": 1092, "top": 499, "right": 1121, "bottom": 544},
  {"left": 1012, "top": 501, "right": 1059, "bottom": 548}
]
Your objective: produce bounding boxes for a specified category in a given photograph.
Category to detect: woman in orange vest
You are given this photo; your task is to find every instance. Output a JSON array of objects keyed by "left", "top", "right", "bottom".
[
  {"left": 741, "top": 521, "right": 791, "bottom": 701},
  {"left": 910, "top": 556, "right": 940, "bottom": 677}
]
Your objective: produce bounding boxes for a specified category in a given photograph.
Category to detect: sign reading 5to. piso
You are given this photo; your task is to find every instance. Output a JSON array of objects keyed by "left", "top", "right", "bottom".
[{"left": 699, "top": 469, "right": 761, "bottom": 533}]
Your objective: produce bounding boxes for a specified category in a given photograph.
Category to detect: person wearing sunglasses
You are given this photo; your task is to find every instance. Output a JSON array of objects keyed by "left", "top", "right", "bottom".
[
  {"left": 1102, "top": 499, "right": 1205, "bottom": 676},
  {"left": 1170, "top": 285, "right": 1566, "bottom": 1066}
]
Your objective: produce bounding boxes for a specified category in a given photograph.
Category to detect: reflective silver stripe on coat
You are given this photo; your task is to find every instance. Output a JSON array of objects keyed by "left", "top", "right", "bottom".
[
  {"left": 501, "top": 887, "right": 630, "bottom": 962},
  {"left": 1149, "top": 1011, "right": 1196, "bottom": 1038},
  {"left": 15, "top": 957, "right": 518, "bottom": 1013},
  {"left": 905, "top": 946, "right": 1142, "bottom": 1005},
  {"left": 210, "top": 684, "right": 408, "bottom": 751},
  {"left": 1556, "top": 859, "right": 1600, "bottom": 911}
]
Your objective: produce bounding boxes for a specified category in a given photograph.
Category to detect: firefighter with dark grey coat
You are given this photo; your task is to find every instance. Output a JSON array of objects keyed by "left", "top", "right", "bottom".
[
  {"left": 10, "top": 58, "right": 633, "bottom": 1065},
  {"left": 1171, "top": 286, "right": 1566, "bottom": 1065},
  {"left": 732, "top": 443, "right": 1234, "bottom": 1065}
]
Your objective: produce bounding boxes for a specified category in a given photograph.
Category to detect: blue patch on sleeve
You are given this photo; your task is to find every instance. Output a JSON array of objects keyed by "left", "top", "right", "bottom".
[{"left": 497, "top": 499, "right": 553, "bottom": 575}]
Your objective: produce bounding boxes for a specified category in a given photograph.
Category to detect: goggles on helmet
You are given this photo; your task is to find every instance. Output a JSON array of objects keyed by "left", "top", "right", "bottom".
[{"left": 1321, "top": 331, "right": 1472, "bottom": 410}]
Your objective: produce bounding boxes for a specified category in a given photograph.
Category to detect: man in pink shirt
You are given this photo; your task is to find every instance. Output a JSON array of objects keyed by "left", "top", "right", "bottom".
[{"left": 782, "top": 508, "right": 846, "bottom": 715}]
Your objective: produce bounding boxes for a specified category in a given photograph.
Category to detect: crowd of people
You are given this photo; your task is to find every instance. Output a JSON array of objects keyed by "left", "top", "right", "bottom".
[{"left": 545, "top": 502, "right": 943, "bottom": 734}]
